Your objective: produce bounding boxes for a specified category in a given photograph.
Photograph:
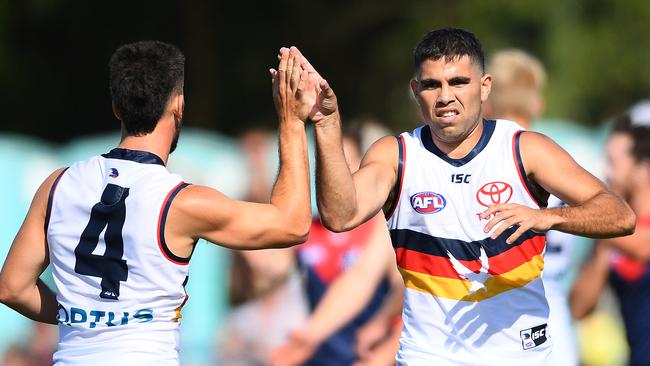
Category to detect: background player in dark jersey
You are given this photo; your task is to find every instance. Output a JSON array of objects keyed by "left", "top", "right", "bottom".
[
  {"left": 571, "top": 105, "right": 650, "bottom": 366},
  {"left": 270, "top": 123, "right": 403, "bottom": 366}
]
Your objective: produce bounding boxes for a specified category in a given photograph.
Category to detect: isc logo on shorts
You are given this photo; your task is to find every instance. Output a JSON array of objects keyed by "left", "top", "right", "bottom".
[
  {"left": 410, "top": 192, "right": 446, "bottom": 214},
  {"left": 520, "top": 324, "right": 548, "bottom": 350}
]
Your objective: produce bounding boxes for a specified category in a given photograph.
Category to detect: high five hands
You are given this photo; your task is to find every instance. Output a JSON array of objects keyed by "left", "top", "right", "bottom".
[{"left": 270, "top": 46, "right": 338, "bottom": 124}]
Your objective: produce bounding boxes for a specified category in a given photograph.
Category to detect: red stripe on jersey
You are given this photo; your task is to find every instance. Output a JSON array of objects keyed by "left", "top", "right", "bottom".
[
  {"left": 386, "top": 135, "right": 406, "bottom": 220},
  {"left": 157, "top": 182, "right": 190, "bottom": 266},
  {"left": 395, "top": 235, "right": 545, "bottom": 278},
  {"left": 511, "top": 131, "right": 541, "bottom": 207}
]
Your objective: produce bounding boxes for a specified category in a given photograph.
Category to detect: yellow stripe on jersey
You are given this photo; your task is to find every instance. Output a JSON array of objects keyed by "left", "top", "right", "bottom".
[{"left": 399, "top": 254, "right": 544, "bottom": 302}]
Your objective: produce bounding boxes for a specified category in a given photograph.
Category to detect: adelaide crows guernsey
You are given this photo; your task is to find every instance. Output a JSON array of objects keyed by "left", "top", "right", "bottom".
[
  {"left": 46, "top": 148, "right": 191, "bottom": 366},
  {"left": 387, "top": 119, "right": 552, "bottom": 365}
]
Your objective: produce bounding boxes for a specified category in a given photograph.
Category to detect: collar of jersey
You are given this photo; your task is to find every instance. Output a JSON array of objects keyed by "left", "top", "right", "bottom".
[
  {"left": 102, "top": 148, "right": 165, "bottom": 166},
  {"left": 421, "top": 119, "right": 496, "bottom": 167}
]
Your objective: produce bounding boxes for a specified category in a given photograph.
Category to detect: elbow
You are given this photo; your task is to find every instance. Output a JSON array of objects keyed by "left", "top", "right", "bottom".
[
  {"left": 319, "top": 212, "right": 351, "bottom": 233},
  {"left": 317, "top": 202, "right": 355, "bottom": 233},
  {"left": 570, "top": 302, "right": 595, "bottom": 320},
  {"left": 569, "top": 292, "right": 595, "bottom": 320},
  {"left": 278, "top": 221, "right": 311, "bottom": 247},
  {"left": 0, "top": 278, "right": 19, "bottom": 307},
  {"left": 621, "top": 210, "right": 637, "bottom": 236}
]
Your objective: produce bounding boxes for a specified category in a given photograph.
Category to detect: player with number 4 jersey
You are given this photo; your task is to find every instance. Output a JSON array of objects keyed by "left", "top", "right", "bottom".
[
  {"left": 48, "top": 150, "right": 190, "bottom": 364},
  {"left": 0, "top": 42, "right": 315, "bottom": 365}
]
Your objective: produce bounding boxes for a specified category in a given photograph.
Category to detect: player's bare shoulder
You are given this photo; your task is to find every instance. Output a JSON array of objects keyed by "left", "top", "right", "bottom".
[
  {"left": 516, "top": 131, "right": 568, "bottom": 173},
  {"left": 360, "top": 135, "right": 400, "bottom": 173}
]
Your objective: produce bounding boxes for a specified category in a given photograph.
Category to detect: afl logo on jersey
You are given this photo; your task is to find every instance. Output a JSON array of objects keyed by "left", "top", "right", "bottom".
[
  {"left": 108, "top": 168, "right": 119, "bottom": 178},
  {"left": 476, "top": 181, "right": 512, "bottom": 207},
  {"left": 410, "top": 192, "right": 446, "bottom": 214}
]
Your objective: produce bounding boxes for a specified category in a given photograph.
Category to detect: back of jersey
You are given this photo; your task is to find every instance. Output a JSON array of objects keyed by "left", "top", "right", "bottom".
[{"left": 46, "top": 148, "right": 190, "bottom": 366}]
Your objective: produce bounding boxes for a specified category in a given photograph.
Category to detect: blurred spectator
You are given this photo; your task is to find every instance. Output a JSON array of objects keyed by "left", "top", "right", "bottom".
[
  {"left": 484, "top": 48, "right": 590, "bottom": 366},
  {"left": 216, "top": 129, "right": 309, "bottom": 365},
  {"left": 0, "top": 322, "right": 57, "bottom": 366},
  {"left": 220, "top": 121, "right": 402, "bottom": 366},
  {"left": 571, "top": 104, "right": 650, "bottom": 366},
  {"left": 269, "top": 120, "right": 402, "bottom": 366}
]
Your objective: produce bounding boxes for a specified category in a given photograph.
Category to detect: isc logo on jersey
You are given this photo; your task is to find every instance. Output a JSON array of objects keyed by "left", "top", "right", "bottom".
[{"left": 410, "top": 192, "right": 446, "bottom": 214}]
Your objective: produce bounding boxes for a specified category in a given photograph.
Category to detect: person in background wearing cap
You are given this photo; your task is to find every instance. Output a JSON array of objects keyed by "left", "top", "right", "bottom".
[{"left": 571, "top": 101, "right": 650, "bottom": 366}]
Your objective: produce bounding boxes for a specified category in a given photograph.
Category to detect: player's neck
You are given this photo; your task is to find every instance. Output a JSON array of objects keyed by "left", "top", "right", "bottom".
[
  {"left": 432, "top": 119, "right": 484, "bottom": 159},
  {"left": 117, "top": 120, "right": 174, "bottom": 165}
]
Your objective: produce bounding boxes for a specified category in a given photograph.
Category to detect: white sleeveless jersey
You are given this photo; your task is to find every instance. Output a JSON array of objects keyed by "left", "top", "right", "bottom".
[
  {"left": 387, "top": 120, "right": 553, "bottom": 365},
  {"left": 46, "top": 148, "right": 192, "bottom": 366}
]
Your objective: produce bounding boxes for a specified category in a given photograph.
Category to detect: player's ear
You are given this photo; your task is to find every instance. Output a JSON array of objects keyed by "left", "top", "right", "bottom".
[
  {"left": 112, "top": 101, "right": 122, "bottom": 121},
  {"left": 480, "top": 73, "right": 492, "bottom": 102},
  {"left": 172, "top": 94, "right": 184, "bottom": 122},
  {"left": 410, "top": 79, "right": 419, "bottom": 99}
]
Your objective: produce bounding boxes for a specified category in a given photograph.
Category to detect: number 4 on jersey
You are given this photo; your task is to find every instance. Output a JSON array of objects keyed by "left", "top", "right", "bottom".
[{"left": 74, "top": 184, "right": 129, "bottom": 300}]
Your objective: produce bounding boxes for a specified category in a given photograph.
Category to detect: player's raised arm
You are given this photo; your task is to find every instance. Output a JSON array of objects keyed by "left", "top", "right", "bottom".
[
  {"left": 310, "top": 87, "right": 398, "bottom": 232},
  {"left": 482, "top": 131, "right": 636, "bottom": 243},
  {"left": 167, "top": 47, "right": 312, "bottom": 250},
  {"left": 0, "top": 169, "right": 63, "bottom": 324}
]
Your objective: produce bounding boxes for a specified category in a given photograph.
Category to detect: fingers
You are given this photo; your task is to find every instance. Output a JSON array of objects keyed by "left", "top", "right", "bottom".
[
  {"left": 289, "top": 47, "right": 301, "bottom": 91},
  {"left": 479, "top": 204, "right": 505, "bottom": 220},
  {"left": 277, "top": 48, "right": 289, "bottom": 96},
  {"left": 270, "top": 68, "right": 278, "bottom": 88},
  {"left": 296, "top": 70, "right": 308, "bottom": 99},
  {"left": 483, "top": 207, "right": 515, "bottom": 234},
  {"left": 489, "top": 216, "right": 518, "bottom": 240},
  {"left": 506, "top": 224, "right": 529, "bottom": 244}
]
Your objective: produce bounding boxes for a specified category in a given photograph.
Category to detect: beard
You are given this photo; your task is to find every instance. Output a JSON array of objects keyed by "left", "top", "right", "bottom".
[{"left": 169, "top": 114, "right": 183, "bottom": 154}]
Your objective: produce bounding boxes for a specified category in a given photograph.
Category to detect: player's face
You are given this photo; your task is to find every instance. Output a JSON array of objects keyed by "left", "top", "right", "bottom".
[
  {"left": 605, "top": 132, "right": 635, "bottom": 200},
  {"left": 411, "top": 56, "right": 491, "bottom": 144}
]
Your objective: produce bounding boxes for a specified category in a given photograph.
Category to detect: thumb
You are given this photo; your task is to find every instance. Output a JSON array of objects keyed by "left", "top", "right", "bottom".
[{"left": 320, "top": 79, "right": 334, "bottom": 97}]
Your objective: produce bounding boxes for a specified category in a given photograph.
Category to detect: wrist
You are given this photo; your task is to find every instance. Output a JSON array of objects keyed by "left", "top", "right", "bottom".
[
  {"left": 545, "top": 207, "right": 567, "bottom": 231},
  {"left": 279, "top": 117, "right": 306, "bottom": 130},
  {"left": 313, "top": 111, "right": 341, "bottom": 130}
]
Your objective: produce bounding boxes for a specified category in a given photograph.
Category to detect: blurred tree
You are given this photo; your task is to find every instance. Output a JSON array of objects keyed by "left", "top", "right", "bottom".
[{"left": 0, "top": 0, "right": 648, "bottom": 141}]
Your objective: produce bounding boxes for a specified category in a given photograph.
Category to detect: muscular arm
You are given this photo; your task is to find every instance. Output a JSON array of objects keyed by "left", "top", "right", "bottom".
[
  {"left": 484, "top": 132, "right": 635, "bottom": 242},
  {"left": 570, "top": 243, "right": 610, "bottom": 319},
  {"left": 0, "top": 169, "right": 63, "bottom": 324},
  {"left": 315, "top": 127, "right": 398, "bottom": 232},
  {"left": 166, "top": 48, "right": 312, "bottom": 250}
]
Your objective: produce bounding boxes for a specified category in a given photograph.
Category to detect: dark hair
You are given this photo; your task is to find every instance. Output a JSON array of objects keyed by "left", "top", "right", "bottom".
[
  {"left": 109, "top": 41, "right": 185, "bottom": 135},
  {"left": 414, "top": 28, "right": 485, "bottom": 74},
  {"left": 611, "top": 113, "right": 650, "bottom": 162},
  {"left": 611, "top": 114, "right": 633, "bottom": 133},
  {"left": 632, "top": 127, "right": 650, "bottom": 162}
]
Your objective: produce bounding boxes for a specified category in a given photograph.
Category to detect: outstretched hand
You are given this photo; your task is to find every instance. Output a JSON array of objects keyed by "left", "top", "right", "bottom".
[
  {"left": 270, "top": 46, "right": 312, "bottom": 123},
  {"left": 272, "top": 47, "right": 338, "bottom": 125}
]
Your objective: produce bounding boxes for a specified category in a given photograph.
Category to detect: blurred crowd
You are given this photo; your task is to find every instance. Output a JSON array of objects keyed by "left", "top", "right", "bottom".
[{"left": 1, "top": 48, "right": 649, "bottom": 366}]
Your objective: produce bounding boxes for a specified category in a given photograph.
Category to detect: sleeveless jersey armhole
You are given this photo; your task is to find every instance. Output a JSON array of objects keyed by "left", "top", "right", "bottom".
[
  {"left": 385, "top": 135, "right": 406, "bottom": 220},
  {"left": 512, "top": 131, "right": 549, "bottom": 208},
  {"left": 44, "top": 167, "right": 69, "bottom": 235},
  {"left": 157, "top": 182, "right": 192, "bottom": 265}
]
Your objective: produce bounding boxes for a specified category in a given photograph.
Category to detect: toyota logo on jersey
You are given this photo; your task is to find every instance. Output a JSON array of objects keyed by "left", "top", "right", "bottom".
[
  {"left": 410, "top": 192, "right": 446, "bottom": 214},
  {"left": 476, "top": 181, "right": 513, "bottom": 207}
]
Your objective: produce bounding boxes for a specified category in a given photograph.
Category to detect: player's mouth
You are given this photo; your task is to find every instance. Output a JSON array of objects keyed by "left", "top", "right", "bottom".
[{"left": 435, "top": 109, "right": 460, "bottom": 123}]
